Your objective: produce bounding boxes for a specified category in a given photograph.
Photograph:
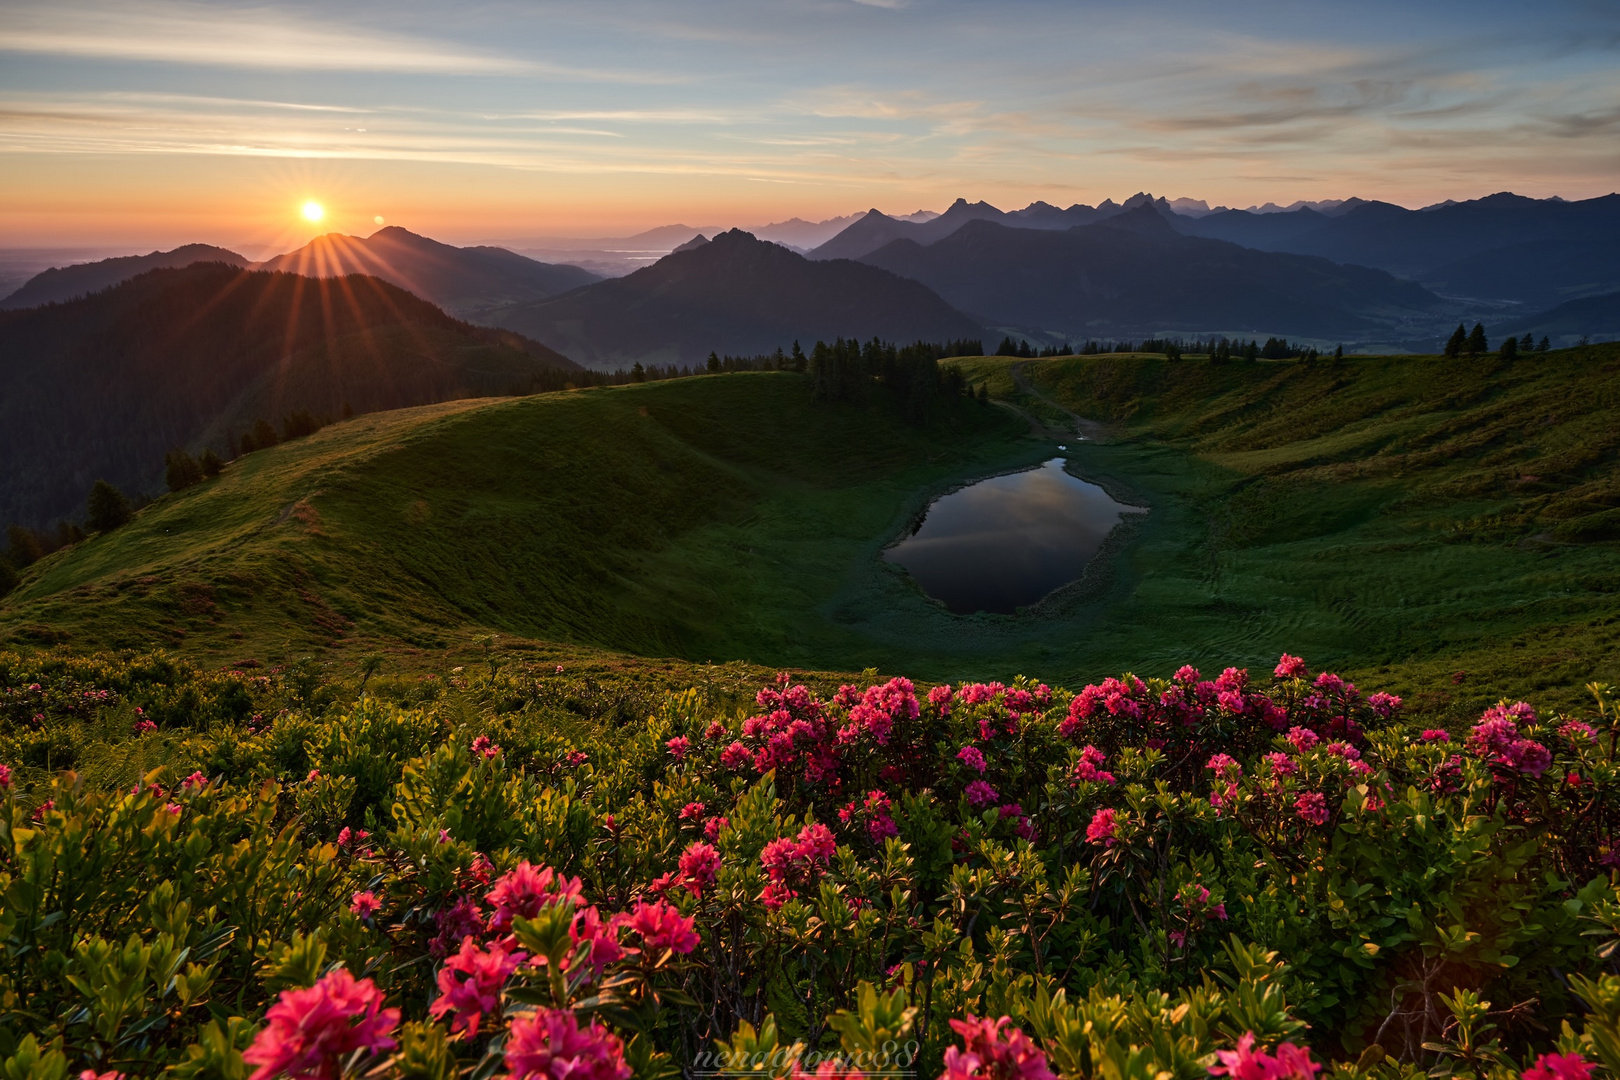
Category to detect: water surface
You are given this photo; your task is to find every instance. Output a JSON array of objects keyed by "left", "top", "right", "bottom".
[{"left": 885, "top": 458, "right": 1142, "bottom": 615}]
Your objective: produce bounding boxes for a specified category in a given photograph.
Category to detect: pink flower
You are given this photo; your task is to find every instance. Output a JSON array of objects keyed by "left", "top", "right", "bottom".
[
  {"left": 1086, "top": 807, "right": 1122, "bottom": 847},
  {"left": 1071, "top": 745, "right": 1116, "bottom": 785},
  {"left": 679, "top": 801, "right": 706, "bottom": 821},
  {"left": 569, "top": 905, "right": 626, "bottom": 973},
  {"left": 1206, "top": 753, "right": 1241, "bottom": 777},
  {"left": 428, "top": 938, "right": 525, "bottom": 1035},
  {"left": 1286, "top": 727, "right": 1319, "bottom": 753},
  {"left": 721, "top": 742, "right": 751, "bottom": 770},
  {"left": 470, "top": 734, "right": 501, "bottom": 759},
  {"left": 486, "top": 862, "right": 585, "bottom": 933},
  {"left": 1523, "top": 1054, "right": 1596, "bottom": 1080},
  {"left": 1561, "top": 721, "right": 1598, "bottom": 741},
  {"left": 350, "top": 891, "right": 381, "bottom": 919},
  {"left": 956, "top": 746, "right": 987, "bottom": 773},
  {"left": 1270, "top": 654, "right": 1308, "bottom": 680},
  {"left": 666, "top": 736, "right": 691, "bottom": 760},
  {"left": 703, "top": 815, "right": 728, "bottom": 841},
  {"left": 796, "top": 822, "right": 836, "bottom": 863},
  {"left": 1295, "top": 792, "right": 1329, "bottom": 826},
  {"left": 1367, "top": 692, "right": 1402, "bottom": 718},
  {"left": 679, "top": 841, "right": 721, "bottom": 897},
  {"left": 1263, "top": 752, "right": 1298, "bottom": 776},
  {"left": 0, "top": 763, "right": 10, "bottom": 789},
  {"left": 1421, "top": 729, "right": 1450, "bottom": 742},
  {"left": 627, "top": 899, "right": 699, "bottom": 954},
  {"left": 761, "top": 880, "right": 796, "bottom": 911},
  {"left": 132, "top": 718, "right": 157, "bottom": 735},
  {"left": 81, "top": 1072, "right": 124, "bottom": 1080},
  {"left": 941, "top": 1015, "right": 1055, "bottom": 1080},
  {"left": 965, "top": 780, "right": 999, "bottom": 808},
  {"left": 505, "top": 1007, "right": 631, "bottom": 1080},
  {"left": 1209, "top": 1033, "right": 1320, "bottom": 1080},
  {"left": 242, "top": 969, "right": 399, "bottom": 1080},
  {"left": 181, "top": 771, "right": 208, "bottom": 791},
  {"left": 929, "top": 684, "right": 955, "bottom": 716}
]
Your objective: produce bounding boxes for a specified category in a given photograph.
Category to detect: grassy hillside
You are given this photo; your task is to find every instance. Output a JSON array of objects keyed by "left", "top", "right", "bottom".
[
  {"left": 3, "top": 350, "right": 1617, "bottom": 720},
  {"left": 0, "top": 373, "right": 1033, "bottom": 668},
  {"left": 949, "top": 343, "right": 1620, "bottom": 712}
]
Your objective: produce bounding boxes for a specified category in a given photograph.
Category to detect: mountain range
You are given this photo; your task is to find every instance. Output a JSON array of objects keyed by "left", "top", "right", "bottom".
[
  {"left": 0, "top": 244, "right": 251, "bottom": 309},
  {"left": 483, "top": 229, "right": 985, "bottom": 370},
  {"left": 856, "top": 204, "right": 1444, "bottom": 341},
  {"left": 0, "top": 263, "right": 579, "bottom": 528}
]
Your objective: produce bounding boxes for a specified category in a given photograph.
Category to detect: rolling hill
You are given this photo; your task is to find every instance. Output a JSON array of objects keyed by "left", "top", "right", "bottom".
[
  {"left": 0, "top": 263, "right": 580, "bottom": 529},
  {"left": 0, "top": 244, "right": 250, "bottom": 309},
  {"left": 1499, "top": 290, "right": 1620, "bottom": 346},
  {"left": 256, "top": 226, "right": 600, "bottom": 320},
  {"left": 484, "top": 229, "right": 985, "bottom": 370},
  {"left": 857, "top": 205, "right": 1443, "bottom": 341}
]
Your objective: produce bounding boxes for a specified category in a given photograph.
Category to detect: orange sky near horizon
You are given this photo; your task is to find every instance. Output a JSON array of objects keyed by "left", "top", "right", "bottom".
[{"left": 2, "top": 0, "right": 1616, "bottom": 253}]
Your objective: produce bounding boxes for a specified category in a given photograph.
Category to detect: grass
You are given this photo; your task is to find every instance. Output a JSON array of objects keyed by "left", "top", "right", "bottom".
[{"left": 4, "top": 348, "right": 1618, "bottom": 721}]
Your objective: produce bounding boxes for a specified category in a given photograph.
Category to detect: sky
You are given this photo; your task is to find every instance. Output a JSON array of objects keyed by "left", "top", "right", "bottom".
[{"left": 1, "top": 0, "right": 1617, "bottom": 251}]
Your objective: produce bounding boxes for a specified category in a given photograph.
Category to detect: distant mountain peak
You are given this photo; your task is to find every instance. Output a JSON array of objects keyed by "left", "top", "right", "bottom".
[{"left": 672, "top": 234, "right": 710, "bottom": 253}]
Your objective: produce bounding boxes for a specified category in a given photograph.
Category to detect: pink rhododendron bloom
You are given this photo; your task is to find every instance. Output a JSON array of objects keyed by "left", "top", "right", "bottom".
[
  {"left": 1175, "top": 664, "right": 1202, "bottom": 684},
  {"left": 678, "top": 841, "right": 721, "bottom": 897},
  {"left": 470, "top": 734, "right": 501, "bottom": 759},
  {"left": 1274, "top": 654, "right": 1307, "bottom": 679},
  {"left": 956, "top": 746, "right": 987, "bottom": 773},
  {"left": 721, "top": 741, "right": 751, "bottom": 770},
  {"left": 929, "top": 684, "right": 955, "bottom": 715},
  {"left": 180, "top": 771, "right": 208, "bottom": 791},
  {"left": 703, "top": 815, "right": 729, "bottom": 841},
  {"left": 1368, "top": 692, "right": 1402, "bottom": 718},
  {"left": 761, "top": 880, "right": 796, "bottom": 911},
  {"left": 569, "top": 905, "right": 626, "bottom": 973},
  {"left": 1324, "top": 741, "right": 1360, "bottom": 760},
  {"left": 242, "top": 969, "right": 399, "bottom": 1080},
  {"left": 965, "top": 780, "right": 999, "bottom": 808},
  {"left": 1072, "top": 745, "right": 1116, "bottom": 785},
  {"left": 1209, "top": 1033, "right": 1320, "bottom": 1080},
  {"left": 1523, "top": 1053, "right": 1596, "bottom": 1080},
  {"left": 1263, "top": 752, "right": 1298, "bottom": 776},
  {"left": 1561, "top": 721, "right": 1597, "bottom": 741},
  {"left": 0, "top": 763, "right": 10, "bottom": 789},
  {"left": 81, "top": 1071, "right": 123, "bottom": 1080},
  {"left": 132, "top": 718, "right": 157, "bottom": 735},
  {"left": 794, "top": 1061, "right": 868, "bottom": 1080},
  {"left": 665, "top": 736, "right": 691, "bottom": 760},
  {"left": 350, "top": 891, "right": 381, "bottom": 919},
  {"left": 941, "top": 1015, "right": 1056, "bottom": 1080},
  {"left": 679, "top": 801, "right": 706, "bottom": 821},
  {"left": 1086, "top": 807, "right": 1122, "bottom": 846},
  {"left": 1206, "top": 753, "right": 1241, "bottom": 777},
  {"left": 627, "top": 899, "right": 699, "bottom": 954},
  {"left": 1421, "top": 729, "right": 1450, "bottom": 742},
  {"left": 1286, "top": 727, "right": 1320, "bottom": 753},
  {"left": 505, "top": 1007, "right": 631, "bottom": 1080},
  {"left": 428, "top": 937, "right": 525, "bottom": 1035},
  {"left": 1295, "top": 792, "right": 1329, "bottom": 826},
  {"left": 486, "top": 862, "right": 584, "bottom": 932}
]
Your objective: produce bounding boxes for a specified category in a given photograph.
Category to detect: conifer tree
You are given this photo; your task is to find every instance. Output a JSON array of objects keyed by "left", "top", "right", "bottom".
[
  {"left": 1538, "top": 336, "right": 1550, "bottom": 352},
  {"left": 790, "top": 341, "right": 807, "bottom": 372},
  {"left": 1444, "top": 324, "right": 1467, "bottom": 358},
  {"left": 1519, "top": 333, "right": 1534, "bottom": 352},
  {"left": 707, "top": 352, "right": 721, "bottom": 373},
  {"left": 86, "top": 480, "right": 132, "bottom": 533},
  {"left": 1465, "top": 322, "right": 1488, "bottom": 356},
  {"left": 164, "top": 448, "right": 204, "bottom": 492},
  {"left": 1499, "top": 335, "right": 1518, "bottom": 360},
  {"left": 199, "top": 449, "right": 223, "bottom": 477},
  {"left": 630, "top": 362, "right": 647, "bottom": 383}
]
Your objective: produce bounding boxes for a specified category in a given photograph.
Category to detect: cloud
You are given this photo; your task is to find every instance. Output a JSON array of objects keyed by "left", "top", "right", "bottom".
[{"left": 0, "top": 0, "right": 655, "bottom": 79}]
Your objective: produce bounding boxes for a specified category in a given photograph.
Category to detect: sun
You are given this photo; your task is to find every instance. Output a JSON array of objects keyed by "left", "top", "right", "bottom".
[{"left": 301, "top": 201, "right": 324, "bottom": 223}]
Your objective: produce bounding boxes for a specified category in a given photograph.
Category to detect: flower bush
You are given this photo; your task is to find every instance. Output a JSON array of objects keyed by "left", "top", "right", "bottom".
[{"left": 2, "top": 651, "right": 1620, "bottom": 1080}]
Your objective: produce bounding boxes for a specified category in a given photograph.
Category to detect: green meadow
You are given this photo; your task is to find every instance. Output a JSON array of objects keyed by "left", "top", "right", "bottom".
[{"left": 3, "top": 345, "right": 1617, "bottom": 719}]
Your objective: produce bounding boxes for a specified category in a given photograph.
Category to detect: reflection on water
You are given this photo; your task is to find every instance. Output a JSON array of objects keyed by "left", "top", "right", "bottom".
[{"left": 885, "top": 458, "right": 1144, "bottom": 615}]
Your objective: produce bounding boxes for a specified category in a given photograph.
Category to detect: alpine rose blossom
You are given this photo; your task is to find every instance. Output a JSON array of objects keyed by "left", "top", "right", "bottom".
[
  {"left": 627, "top": 899, "right": 699, "bottom": 954},
  {"left": 941, "top": 1015, "right": 1056, "bottom": 1080},
  {"left": 666, "top": 736, "right": 691, "bottom": 760},
  {"left": 1086, "top": 807, "right": 1122, "bottom": 846},
  {"left": 505, "top": 1008, "right": 631, "bottom": 1080},
  {"left": 1274, "top": 654, "right": 1307, "bottom": 680},
  {"left": 428, "top": 938, "right": 525, "bottom": 1035},
  {"left": 350, "top": 891, "right": 381, "bottom": 919},
  {"left": 486, "top": 862, "right": 585, "bottom": 932},
  {"left": 1523, "top": 1053, "right": 1596, "bottom": 1080},
  {"left": 956, "top": 746, "right": 987, "bottom": 773},
  {"left": 678, "top": 841, "right": 721, "bottom": 897},
  {"left": 965, "top": 780, "right": 999, "bottom": 808},
  {"left": 1295, "top": 792, "right": 1329, "bottom": 826},
  {"left": 1209, "top": 1033, "right": 1320, "bottom": 1080},
  {"left": 242, "top": 969, "right": 400, "bottom": 1080}
]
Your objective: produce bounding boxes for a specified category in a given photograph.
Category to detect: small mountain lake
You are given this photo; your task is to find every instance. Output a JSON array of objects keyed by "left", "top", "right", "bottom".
[{"left": 885, "top": 458, "right": 1145, "bottom": 615}]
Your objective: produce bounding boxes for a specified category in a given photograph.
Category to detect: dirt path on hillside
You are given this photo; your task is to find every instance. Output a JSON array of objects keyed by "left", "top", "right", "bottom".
[{"left": 1007, "top": 361, "right": 1112, "bottom": 442}]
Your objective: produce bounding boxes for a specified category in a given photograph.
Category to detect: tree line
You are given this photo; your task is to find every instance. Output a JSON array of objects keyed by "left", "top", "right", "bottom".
[
  {"left": 806, "top": 337, "right": 985, "bottom": 420},
  {"left": 1445, "top": 323, "right": 1549, "bottom": 360}
]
